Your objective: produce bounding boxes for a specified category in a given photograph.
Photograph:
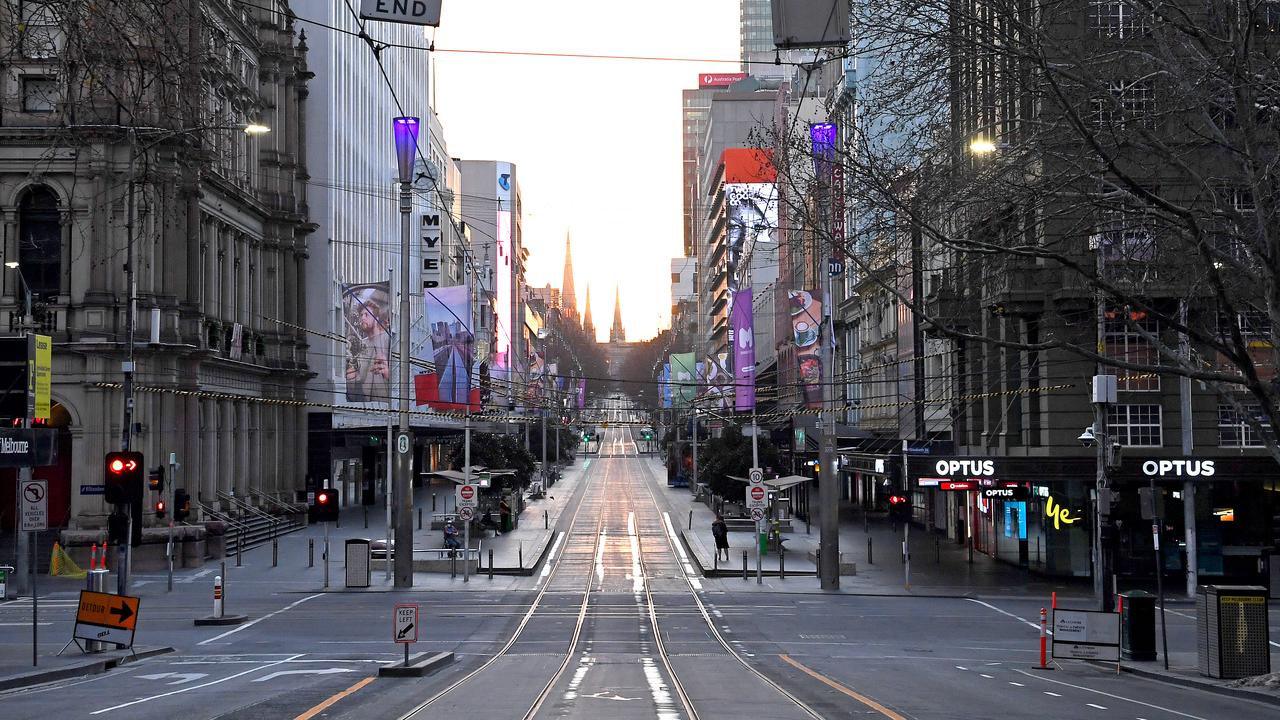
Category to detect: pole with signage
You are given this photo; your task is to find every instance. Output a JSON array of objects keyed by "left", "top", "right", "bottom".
[
  {"left": 394, "top": 603, "right": 419, "bottom": 667},
  {"left": 463, "top": 412, "right": 472, "bottom": 582},
  {"left": 20, "top": 477, "right": 46, "bottom": 666}
]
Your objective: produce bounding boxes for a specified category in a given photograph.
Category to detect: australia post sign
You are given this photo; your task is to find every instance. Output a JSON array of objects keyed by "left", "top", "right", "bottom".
[{"left": 699, "top": 72, "right": 748, "bottom": 88}]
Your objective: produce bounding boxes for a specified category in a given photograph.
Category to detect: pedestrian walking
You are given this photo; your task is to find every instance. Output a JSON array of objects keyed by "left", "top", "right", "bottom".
[{"left": 712, "top": 514, "right": 730, "bottom": 562}]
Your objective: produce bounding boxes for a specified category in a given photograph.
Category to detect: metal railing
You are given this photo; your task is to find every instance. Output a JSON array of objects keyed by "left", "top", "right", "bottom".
[
  {"left": 247, "top": 486, "right": 298, "bottom": 515},
  {"left": 217, "top": 490, "right": 276, "bottom": 524}
]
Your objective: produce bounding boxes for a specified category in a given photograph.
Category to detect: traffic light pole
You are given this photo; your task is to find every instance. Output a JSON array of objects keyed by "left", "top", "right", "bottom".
[{"left": 167, "top": 453, "right": 177, "bottom": 592}]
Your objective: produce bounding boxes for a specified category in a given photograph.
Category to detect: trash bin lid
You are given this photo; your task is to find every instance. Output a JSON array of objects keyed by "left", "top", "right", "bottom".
[
  {"left": 345, "top": 538, "right": 372, "bottom": 545},
  {"left": 1118, "top": 589, "right": 1155, "bottom": 598}
]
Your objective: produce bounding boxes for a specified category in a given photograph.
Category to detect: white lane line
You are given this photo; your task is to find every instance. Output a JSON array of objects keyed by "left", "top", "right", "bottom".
[
  {"left": 0, "top": 622, "right": 53, "bottom": 626},
  {"left": 1014, "top": 669, "right": 1208, "bottom": 720},
  {"left": 90, "top": 654, "right": 304, "bottom": 714},
  {"left": 979, "top": 674, "right": 994, "bottom": 679},
  {"left": 538, "top": 531, "right": 566, "bottom": 581},
  {"left": 1086, "top": 703, "right": 1107, "bottom": 710},
  {"left": 198, "top": 594, "right": 323, "bottom": 646},
  {"left": 628, "top": 512, "right": 644, "bottom": 593},
  {"left": 595, "top": 529, "right": 608, "bottom": 586},
  {"left": 967, "top": 598, "right": 1050, "bottom": 634},
  {"left": 956, "top": 665, "right": 968, "bottom": 671},
  {"left": 1043, "top": 692, "right": 1061, "bottom": 697},
  {"left": 1009, "top": 682, "right": 1024, "bottom": 687}
]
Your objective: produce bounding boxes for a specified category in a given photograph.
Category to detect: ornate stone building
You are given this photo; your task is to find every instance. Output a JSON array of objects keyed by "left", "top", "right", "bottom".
[{"left": 0, "top": 1, "right": 312, "bottom": 529}]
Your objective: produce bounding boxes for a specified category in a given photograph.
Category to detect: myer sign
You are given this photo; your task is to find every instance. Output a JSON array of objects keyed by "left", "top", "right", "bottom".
[
  {"left": 422, "top": 213, "right": 442, "bottom": 289},
  {"left": 359, "top": 0, "right": 442, "bottom": 26},
  {"left": 1140, "top": 459, "right": 1215, "bottom": 478}
]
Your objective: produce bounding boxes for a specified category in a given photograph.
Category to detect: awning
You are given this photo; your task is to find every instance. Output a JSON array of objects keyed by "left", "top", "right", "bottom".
[
  {"left": 421, "top": 467, "right": 516, "bottom": 486},
  {"left": 727, "top": 475, "right": 814, "bottom": 491}
]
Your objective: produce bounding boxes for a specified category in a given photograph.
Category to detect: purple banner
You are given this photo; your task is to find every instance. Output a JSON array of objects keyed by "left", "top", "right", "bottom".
[
  {"left": 732, "top": 289, "right": 756, "bottom": 411},
  {"left": 576, "top": 378, "right": 587, "bottom": 409}
]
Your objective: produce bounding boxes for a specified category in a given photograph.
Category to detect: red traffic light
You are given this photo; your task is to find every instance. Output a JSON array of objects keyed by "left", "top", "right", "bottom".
[
  {"left": 110, "top": 458, "right": 125, "bottom": 473},
  {"left": 317, "top": 491, "right": 331, "bottom": 504},
  {"left": 889, "top": 494, "right": 907, "bottom": 505}
]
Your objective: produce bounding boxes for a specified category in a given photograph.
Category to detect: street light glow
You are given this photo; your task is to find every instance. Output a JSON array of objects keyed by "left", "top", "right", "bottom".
[
  {"left": 242, "top": 123, "right": 271, "bottom": 135},
  {"left": 970, "top": 138, "right": 997, "bottom": 154},
  {"left": 392, "top": 116, "right": 421, "bottom": 184},
  {"left": 4, "top": 261, "right": 18, "bottom": 269}
]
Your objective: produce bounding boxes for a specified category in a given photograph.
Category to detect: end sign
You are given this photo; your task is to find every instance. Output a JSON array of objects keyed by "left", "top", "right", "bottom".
[{"left": 359, "top": 0, "right": 441, "bottom": 27}]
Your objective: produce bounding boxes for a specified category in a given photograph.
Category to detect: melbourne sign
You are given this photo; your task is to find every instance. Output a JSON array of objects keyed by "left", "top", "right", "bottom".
[{"left": 0, "top": 428, "right": 57, "bottom": 468}]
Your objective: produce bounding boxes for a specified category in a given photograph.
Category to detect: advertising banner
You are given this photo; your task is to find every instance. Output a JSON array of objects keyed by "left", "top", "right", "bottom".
[
  {"left": 661, "top": 362, "right": 672, "bottom": 409},
  {"left": 671, "top": 352, "right": 697, "bottom": 408},
  {"left": 701, "top": 353, "right": 731, "bottom": 409},
  {"left": 723, "top": 149, "right": 778, "bottom": 294},
  {"left": 341, "top": 282, "right": 394, "bottom": 403},
  {"left": 789, "top": 289, "right": 823, "bottom": 408},
  {"left": 577, "top": 378, "right": 587, "bottom": 409},
  {"left": 33, "top": 334, "right": 50, "bottom": 421},
  {"left": 731, "top": 289, "right": 755, "bottom": 411},
  {"left": 415, "top": 285, "right": 478, "bottom": 410}
]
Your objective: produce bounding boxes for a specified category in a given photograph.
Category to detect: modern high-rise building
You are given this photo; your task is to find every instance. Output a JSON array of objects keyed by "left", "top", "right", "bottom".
[{"left": 739, "top": 0, "right": 774, "bottom": 66}]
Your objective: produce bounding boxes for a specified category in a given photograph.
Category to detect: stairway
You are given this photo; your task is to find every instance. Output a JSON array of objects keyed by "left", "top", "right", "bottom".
[{"left": 223, "top": 511, "right": 306, "bottom": 557}]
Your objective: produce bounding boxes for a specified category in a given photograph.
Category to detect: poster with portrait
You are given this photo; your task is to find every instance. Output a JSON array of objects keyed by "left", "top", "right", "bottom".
[
  {"left": 342, "top": 282, "right": 394, "bottom": 403},
  {"left": 789, "top": 289, "right": 824, "bottom": 408},
  {"left": 414, "top": 285, "right": 480, "bottom": 411}
]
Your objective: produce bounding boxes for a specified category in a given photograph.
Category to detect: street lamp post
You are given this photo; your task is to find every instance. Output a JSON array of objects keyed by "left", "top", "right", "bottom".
[
  {"left": 810, "top": 122, "right": 840, "bottom": 591},
  {"left": 392, "top": 117, "right": 420, "bottom": 588}
]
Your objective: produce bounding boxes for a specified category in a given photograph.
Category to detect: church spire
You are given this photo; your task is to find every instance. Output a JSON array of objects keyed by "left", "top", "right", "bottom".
[
  {"left": 610, "top": 285, "right": 625, "bottom": 343},
  {"left": 582, "top": 284, "right": 595, "bottom": 338},
  {"left": 560, "top": 231, "right": 578, "bottom": 320}
]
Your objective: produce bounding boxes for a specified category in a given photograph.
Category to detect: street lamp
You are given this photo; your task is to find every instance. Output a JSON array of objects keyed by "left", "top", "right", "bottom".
[
  {"left": 969, "top": 138, "right": 997, "bottom": 154},
  {"left": 4, "top": 261, "right": 32, "bottom": 323},
  {"left": 809, "top": 121, "right": 840, "bottom": 591},
  {"left": 391, "top": 116, "right": 419, "bottom": 588}
]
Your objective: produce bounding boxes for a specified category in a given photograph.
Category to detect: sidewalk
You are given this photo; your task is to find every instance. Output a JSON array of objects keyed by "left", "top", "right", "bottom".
[{"left": 644, "top": 456, "right": 1092, "bottom": 600}]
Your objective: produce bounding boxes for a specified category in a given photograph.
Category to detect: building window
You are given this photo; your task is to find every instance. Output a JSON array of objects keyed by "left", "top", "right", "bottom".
[
  {"left": 1108, "top": 404, "right": 1162, "bottom": 446},
  {"left": 21, "top": 76, "right": 58, "bottom": 112},
  {"left": 1104, "top": 312, "right": 1159, "bottom": 391},
  {"left": 1216, "top": 307, "right": 1272, "bottom": 341},
  {"left": 1218, "top": 404, "right": 1269, "bottom": 447},
  {"left": 1089, "top": 1, "right": 1151, "bottom": 38},
  {"left": 17, "top": 186, "right": 62, "bottom": 299},
  {"left": 19, "top": 0, "right": 62, "bottom": 58},
  {"left": 1090, "top": 81, "right": 1156, "bottom": 128}
]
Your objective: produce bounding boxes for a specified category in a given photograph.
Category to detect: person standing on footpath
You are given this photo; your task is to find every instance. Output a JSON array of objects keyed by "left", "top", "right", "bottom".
[{"left": 712, "top": 514, "right": 730, "bottom": 562}]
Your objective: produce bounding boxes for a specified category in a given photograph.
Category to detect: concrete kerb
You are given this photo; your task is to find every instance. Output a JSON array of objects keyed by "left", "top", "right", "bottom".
[
  {"left": 1108, "top": 663, "right": 1280, "bottom": 708},
  {"left": 194, "top": 613, "right": 248, "bottom": 626},
  {"left": 0, "top": 646, "right": 174, "bottom": 692},
  {"left": 378, "top": 651, "right": 455, "bottom": 678}
]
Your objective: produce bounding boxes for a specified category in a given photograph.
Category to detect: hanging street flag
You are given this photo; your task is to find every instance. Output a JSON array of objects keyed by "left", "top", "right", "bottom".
[
  {"left": 670, "top": 352, "right": 697, "bottom": 407},
  {"left": 662, "top": 362, "right": 672, "bottom": 409},
  {"left": 415, "top": 285, "right": 480, "bottom": 411},
  {"left": 789, "top": 288, "right": 824, "bottom": 409},
  {"left": 576, "top": 378, "right": 587, "bottom": 409},
  {"left": 731, "top": 288, "right": 756, "bottom": 411}
]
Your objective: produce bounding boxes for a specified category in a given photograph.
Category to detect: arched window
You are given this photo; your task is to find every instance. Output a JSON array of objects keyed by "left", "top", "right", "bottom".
[{"left": 17, "top": 186, "right": 62, "bottom": 299}]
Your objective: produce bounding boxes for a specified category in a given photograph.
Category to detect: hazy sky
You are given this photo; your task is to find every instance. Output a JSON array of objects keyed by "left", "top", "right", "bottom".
[{"left": 428, "top": 0, "right": 740, "bottom": 342}]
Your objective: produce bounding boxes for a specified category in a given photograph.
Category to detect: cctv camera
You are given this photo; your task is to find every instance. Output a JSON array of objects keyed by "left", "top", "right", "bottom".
[{"left": 1078, "top": 425, "right": 1096, "bottom": 447}]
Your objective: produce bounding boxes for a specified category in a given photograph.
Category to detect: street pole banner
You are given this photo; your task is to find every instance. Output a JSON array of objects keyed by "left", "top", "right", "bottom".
[
  {"left": 416, "top": 285, "right": 479, "bottom": 411},
  {"left": 732, "top": 288, "right": 756, "bottom": 411},
  {"left": 671, "top": 353, "right": 697, "bottom": 407},
  {"left": 789, "top": 289, "right": 824, "bottom": 408}
]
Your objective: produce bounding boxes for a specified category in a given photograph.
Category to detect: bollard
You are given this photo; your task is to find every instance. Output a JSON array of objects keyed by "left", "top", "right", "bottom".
[
  {"left": 544, "top": 510, "right": 548, "bottom": 529},
  {"left": 519, "top": 542, "right": 523, "bottom": 569},
  {"left": 488, "top": 548, "right": 494, "bottom": 580},
  {"left": 418, "top": 508, "right": 422, "bottom": 530},
  {"left": 432, "top": 492, "right": 437, "bottom": 511},
  {"left": 935, "top": 537, "right": 941, "bottom": 565},
  {"left": 236, "top": 526, "right": 244, "bottom": 567},
  {"left": 451, "top": 552, "right": 457, "bottom": 579},
  {"left": 688, "top": 510, "right": 693, "bottom": 530},
  {"left": 213, "top": 575, "right": 224, "bottom": 618},
  {"left": 780, "top": 546, "right": 786, "bottom": 580},
  {"left": 714, "top": 551, "right": 718, "bottom": 572},
  {"left": 85, "top": 567, "right": 108, "bottom": 652},
  {"left": 1038, "top": 607, "right": 1048, "bottom": 669},
  {"left": 308, "top": 538, "right": 314, "bottom": 568},
  {"left": 742, "top": 550, "right": 748, "bottom": 580},
  {"left": 272, "top": 535, "right": 279, "bottom": 568},
  {"left": 363, "top": 505, "right": 368, "bottom": 529},
  {"left": 867, "top": 536, "right": 873, "bottom": 565}
]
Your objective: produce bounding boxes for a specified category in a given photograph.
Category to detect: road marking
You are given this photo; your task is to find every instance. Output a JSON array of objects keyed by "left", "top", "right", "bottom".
[
  {"left": 962, "top": 597, "right": 1054, "bottom": 630},
  {"left": 628, "top": 512, "right": 644, "bottom": 593},
  {"left": 0, "top": 622, "right": 52, "bottom": 626},
  {"left": 198, "top": 593, "right": 324, "bottom": 646},
  {"left": 137, "top": 672, "right": 208, "bottom": 685},
  {"left": 1044, "top": 692, "right": 1061, "bottom": 697},
  {"left": 254, "top": 668, "right": 353, "bottom": 683},
  {"left": 661, "top": 512, "right": 702, "bottom": 589},
  {"left": 90, "top": 654, "right": 304, "bottom": 714},
  {"left": 1014, "top": 669, "right": 1208, "bottom": 720},
  {"left": 955, "top": 665, "right": 968, "bottom": 670},
  {"left": 595, "top": 529, "right": 608, "bottom": 586},
  {"left": 980, "top": 674, "right": 994, "bottom": 679},
  {"left": 1086, "top": 703, "right": 1107, "bottom": 710},
  {"left": 177, "top": 568, "right": 213, "bottom": 585},
  {"left": 294, "top": 676, "right": 375, "bottom": 720},
  {"left": 1009, "top": 682, "right": 1024, "bottom": 687},
  {"left": 779, "top": 655, "right": 907, "bottom": 720}
]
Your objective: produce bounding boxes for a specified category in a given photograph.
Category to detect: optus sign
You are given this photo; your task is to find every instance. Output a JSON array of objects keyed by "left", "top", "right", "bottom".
[
  {"left": 933, "top": 459, "right": 996, "bottom": 478},
  {"left": 1140, "top": 459, "right": 1215, "bottom": 478}
]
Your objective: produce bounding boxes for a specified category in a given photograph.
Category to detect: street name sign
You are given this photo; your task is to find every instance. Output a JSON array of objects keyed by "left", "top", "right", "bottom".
[
  {"left": 19, "top": 479, "right": 47, "bottom": 531},
  {"left": 1051, "top": 608, "right": 1119, "bottom": 661},
  {"left": 746, "top": 484, "right": 767, "bottom": 511},
  {"left": 73, "top": 590, "right": 140, "bottom": 648},
  {"left": 456, "top": 483, "right": 478, "bottom": 510},
  {"left": 359, "top": 0, "right": 441, "bottom": 26},
  {"left": 394, "top": 604, "right": 419, "bottom": 643}
]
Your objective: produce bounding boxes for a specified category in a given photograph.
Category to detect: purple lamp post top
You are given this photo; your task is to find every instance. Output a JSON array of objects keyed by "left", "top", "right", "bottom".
[
  {"left": 392, "top": 116, "right": 420, "bottom": 184},
  {"left": 809, "top": 122, "right": 838, "bottom": 180}
]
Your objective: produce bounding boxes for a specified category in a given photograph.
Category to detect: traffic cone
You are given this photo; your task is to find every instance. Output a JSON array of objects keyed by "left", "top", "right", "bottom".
[{"left": 90, "top": 543, "right": 98, "bottom": 570}]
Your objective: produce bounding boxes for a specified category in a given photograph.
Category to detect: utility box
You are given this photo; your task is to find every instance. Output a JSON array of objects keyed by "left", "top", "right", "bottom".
[
  {"left": 1119, "top": 590, "right": 1156, "bottom": 661},
  {"left": 345, "top": 538, "right": 371, "bottom": 589},
  {"left": 0, "top": 566, "right": 12, "bottom": 600},
  {"left": 1197, "top": 585, "right": 1271, "bottom": 679}
]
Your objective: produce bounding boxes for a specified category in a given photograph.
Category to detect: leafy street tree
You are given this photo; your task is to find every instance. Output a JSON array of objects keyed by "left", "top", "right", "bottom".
[{"left": 698, "top": 425, "right": 781, "bottom": 501}]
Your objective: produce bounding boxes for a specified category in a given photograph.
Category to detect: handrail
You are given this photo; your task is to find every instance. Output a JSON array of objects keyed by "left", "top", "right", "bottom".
[
  {"left": 196, "top": 501, "right": 249, "bottom": 533},
  {"left": 247, "top": 487, "right": 297, "bottom": 514},
  {"left": 217, "top": 490, "right": 275, "bottom": 524}
]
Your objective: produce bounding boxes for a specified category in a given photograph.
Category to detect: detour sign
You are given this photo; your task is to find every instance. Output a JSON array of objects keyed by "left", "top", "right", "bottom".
[{"left": 73, "top": 590, "right": 140, "bottom": 649}]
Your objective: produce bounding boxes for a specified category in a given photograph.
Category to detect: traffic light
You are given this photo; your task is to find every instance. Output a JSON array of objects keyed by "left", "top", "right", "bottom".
[
  {"left": 310, "top": 487, "right": 339, "bottom": 523},
  {"left": 104, "top": 451, "right": 144, "bottom": 504},
  {"left": 148, "top": 465, "right": 165, "bottom": 493},
  {"left": 888, "top": 494, "right": 910, "bottom": 522},
  {"left": 155, "top": 499, "right": 167, "bottom": 519},
  {"left": 174, "top": 489, "right": 191, "bottom": 522}
]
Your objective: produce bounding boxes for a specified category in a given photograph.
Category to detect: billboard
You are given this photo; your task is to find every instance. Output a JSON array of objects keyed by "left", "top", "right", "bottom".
[
  {"left": 789, "top": 289, "right": 823, "bottom": 408},
  {"left": 493, "top": 162, "right": 515, "bottom": 407},
  {"left": 723, "top": 149, "right": 778, "bottom": 293},
  {"left": 772, "top": 0, "right": 851, "bottom": 50},
  {"left": 731, "top": 289, "right": 756, "bottom": 411},
  {"left": 415, "top": 285, "right": 479, "bottom": 411},
  {"left": 342, "top": 282, "right": 393, "bottom": 404}
]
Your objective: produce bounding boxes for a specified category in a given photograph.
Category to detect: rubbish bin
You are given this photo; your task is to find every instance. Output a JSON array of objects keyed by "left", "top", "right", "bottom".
[
  {"left": 345, "top": 538, "right": 371, "bottom": 588},
  {"left": 1197, "top": 585, "right": 1271, "bottom": 679},
  {"left": 1119, "top": 590, "right": 1156, "bottom": 661},
  {"left": 0, "top": 566, "right": 12, "bottom": 600}
]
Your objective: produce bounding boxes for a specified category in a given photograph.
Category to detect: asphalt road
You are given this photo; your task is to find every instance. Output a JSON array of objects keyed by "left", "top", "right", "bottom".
[{"left": 1, "top": 424, "right": 1275, "bottom": 719}]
